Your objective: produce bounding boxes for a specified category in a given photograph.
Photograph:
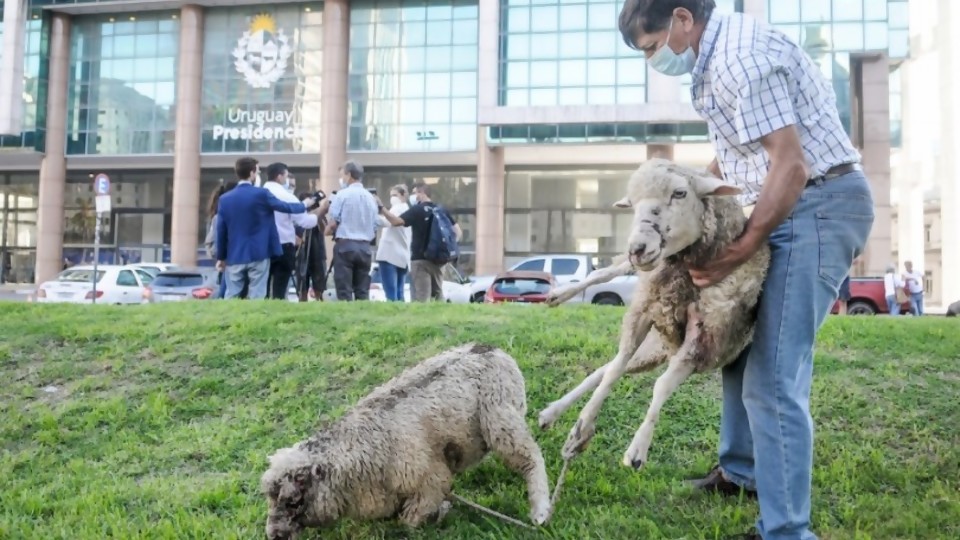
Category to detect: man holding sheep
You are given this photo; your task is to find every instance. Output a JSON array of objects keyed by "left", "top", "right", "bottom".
[{"left": 619, "top": 1, "right": 875, "bottom": 539}]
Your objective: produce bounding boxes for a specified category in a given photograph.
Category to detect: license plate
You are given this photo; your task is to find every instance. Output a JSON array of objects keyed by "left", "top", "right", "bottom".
[
  {"left": 160, "top": 294, "right": 183, "bottom": 302},
  {"left": 58, "top": 292, "right": 73, "bottom": 299}
]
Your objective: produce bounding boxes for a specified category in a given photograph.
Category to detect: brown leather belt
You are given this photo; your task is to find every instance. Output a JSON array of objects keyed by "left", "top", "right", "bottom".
[{"left": 805, "top": 162, "right": 861, "bottom": 188}]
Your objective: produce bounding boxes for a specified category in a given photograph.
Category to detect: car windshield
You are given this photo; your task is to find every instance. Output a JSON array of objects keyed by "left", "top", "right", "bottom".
[
  {"left": 152, "top": 273, "right": 205, "bottom": 287},
  {"left": 58, "top": 269, "right": 104, "bottom": 283},
  {"left": 493, "top": 278, "right": 552, "bottom": 296}
]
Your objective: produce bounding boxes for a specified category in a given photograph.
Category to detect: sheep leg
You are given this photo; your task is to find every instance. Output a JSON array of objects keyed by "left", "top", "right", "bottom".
[
  {"left": 622, "top": 303, "right": 701, "bottom": 470},
  {"left": 398, "top": 470, "right": 454, "bottom": 528},
  {"left": 561, "top": 317, "right": 653, "bottom": 460},
  {"left": 479, "top": 405, "right": 553, "bottom": 526},
  {"left": 538, "top": 330, "right": 670, "bottom": 430},
  {"left": 546, "top": 258, "right": 633, "bottom": 306}
]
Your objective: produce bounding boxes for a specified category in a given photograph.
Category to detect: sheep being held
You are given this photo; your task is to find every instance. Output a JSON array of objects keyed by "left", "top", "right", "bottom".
[
  {"left": 260, "top": 343, "right": 553, "bottom": 540},
  {"left": 539, "top": 158, "right": 771, "bottom": 471}
]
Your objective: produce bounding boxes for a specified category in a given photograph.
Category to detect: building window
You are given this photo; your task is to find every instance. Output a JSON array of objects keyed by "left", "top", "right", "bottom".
[
  {"left": 923, "top": 271, "right": 933, "bottom": 299},
  {"left": 0, "top": 14, "right": 43, "bottom": 150},
  {"left": 65, "top": 13, "right": 180, "bottom": 155},
  {"left": 201, "top": 4, "right": 324, "bottom": 154},
  {"left": 499, "top": 0, "right": 646, "bottom": 107},
  {"left": 924, "top": 224, "right": 931, "bottom": 247},
  {"left": 504, "top": 169, "right": 634, "bottom": 266},
  {"left": 348, "top": 0, "right": 479, "bottom": 152}
]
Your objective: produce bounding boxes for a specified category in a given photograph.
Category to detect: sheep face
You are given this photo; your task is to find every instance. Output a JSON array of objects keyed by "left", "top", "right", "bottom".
[
  {"left": 261, "top": 448, "right": 336, "bottom": 540},
  {"left": 614, "top": 159, "right": 741, "bottom": 270}
]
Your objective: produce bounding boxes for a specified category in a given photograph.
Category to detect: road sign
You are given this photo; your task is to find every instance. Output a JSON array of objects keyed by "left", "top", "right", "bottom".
[
  {"left": 95, "top": 194, "right": 112, "bottom": 214},
  {"left": 94, "top": 173, "right": 111, "bottom": 195}
]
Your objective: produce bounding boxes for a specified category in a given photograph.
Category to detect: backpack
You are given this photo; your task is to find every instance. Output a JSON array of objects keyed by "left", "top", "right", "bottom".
[{"left": 423, "top": 205, "right": 460, "bottom": 265}]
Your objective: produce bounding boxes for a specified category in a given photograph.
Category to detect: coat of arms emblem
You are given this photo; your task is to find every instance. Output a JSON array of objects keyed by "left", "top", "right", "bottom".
[{"left": 232, "top": 14, "right": 292, "bottom": 89}]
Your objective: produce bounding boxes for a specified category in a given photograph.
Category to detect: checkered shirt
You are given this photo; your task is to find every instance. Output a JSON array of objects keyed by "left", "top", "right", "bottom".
[
  {"left": 329, "top": 182, "right": 380, "bottom": 242},
  {"left": 690, "top": 12, "right": 862, "bottom": 206}
]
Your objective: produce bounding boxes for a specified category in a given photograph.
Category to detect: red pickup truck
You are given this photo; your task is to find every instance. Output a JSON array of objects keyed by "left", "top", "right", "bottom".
[{"left": 831, "top": 277, "right": 911, "bottom": 315}]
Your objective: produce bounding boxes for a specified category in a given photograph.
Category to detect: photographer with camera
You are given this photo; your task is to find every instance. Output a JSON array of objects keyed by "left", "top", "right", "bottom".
[
  {"left": 293, "top": 189, "right": 329, "bottom": 301},
  {"left": 263, "top": 163, "right": 323, "bottom": 300},
  {"left": 325, "top": 160, "right": 380, "bottom": 301}
]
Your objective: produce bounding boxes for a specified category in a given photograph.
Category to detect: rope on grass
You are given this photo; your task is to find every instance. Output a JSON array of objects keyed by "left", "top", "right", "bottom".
[
  {"left": 450, "top": 494, "right": 536, "bottom": 530},
  {"left": 449, "top": 455, "right": 573, "bottom": 531}
]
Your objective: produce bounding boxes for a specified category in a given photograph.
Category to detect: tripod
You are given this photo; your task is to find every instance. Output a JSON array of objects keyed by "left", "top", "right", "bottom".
[{"left": 294, "top": 230, "right": 333, "bottom": 302}]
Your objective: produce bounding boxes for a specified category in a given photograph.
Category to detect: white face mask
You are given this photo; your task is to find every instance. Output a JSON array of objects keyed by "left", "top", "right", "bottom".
[
  {"left": 339, "top": 178, "right": 347, "bottom": 189},
  {"left": 390, "top": 196, "right": 402, "bottom": 207},
  {"left": 647, "top": 17, "right": 696, "bottom": 77},
  {"left": 254, "top": 172, "right": 262, "bottom": 187},
  {"left": 409, "top": 194, "right": 418, "bottom": 206}
]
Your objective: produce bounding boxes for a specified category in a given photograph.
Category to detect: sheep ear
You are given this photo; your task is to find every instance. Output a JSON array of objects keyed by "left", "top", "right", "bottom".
[
  {"left": 692, "top": 174, "right": 741, "bottom": 197},
  {"left": 613, "top": 197, "right": 632, "bottom": 208}
]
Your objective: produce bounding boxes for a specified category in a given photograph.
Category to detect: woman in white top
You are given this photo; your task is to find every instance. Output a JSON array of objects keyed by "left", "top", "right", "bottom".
[
  {"left": 883, "top": 265, "right": 904, "bottom": 315},
  {"left": 376, "top": 184, "right": 412, "bottom": 301}
]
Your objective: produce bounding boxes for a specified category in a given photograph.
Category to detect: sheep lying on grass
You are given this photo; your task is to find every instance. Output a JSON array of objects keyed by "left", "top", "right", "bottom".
[
  {"left": 539, "top": 158, "right": 771, "bottom": 470},
  {"left": 260, "top": 343, "right": 553, "bottom": 540}
]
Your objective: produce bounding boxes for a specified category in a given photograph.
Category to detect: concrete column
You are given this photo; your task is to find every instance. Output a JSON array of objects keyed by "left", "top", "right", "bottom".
[
  {"left": 170, "top": 5, "right": 204, "bottom": 266},
  {"left": 319, "top": 0, "right": 349, "bottom": 195},
  {"left": 34, "top": 13, "right": 71, "bottom": 285},
  {"left": 938, "top": 0, "right": 960, "bottom": 305},
  {"left": 476, "top": 127, "right": 505, "bottom": 276},
  {"left": 853, "top": 54, "right": 893, "bottom": 277},
  {"left": 647, "top": 144, "right": 674, "bottom": 161},
  {"left": 0, "top": 0, "right": 27, "bottom": 135}
]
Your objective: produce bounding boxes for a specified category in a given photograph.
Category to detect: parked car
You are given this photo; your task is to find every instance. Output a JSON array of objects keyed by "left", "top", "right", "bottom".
[
  {"left": 830, "top": 276, "right": 911, "bottom": 315},
  {"left": 35, "top": 265, "right": 155, "bottom": 304},
  {"left": 128, "top": 262, "right": 180, "bottom": 276},
  {"left": 310, "top": 262, "right": 472, "bottom": 303},
  {"left": 484, "top": 271, "right": 556, "bottom": 305},
  {"left": 469, "top": 254, "right": 637, "bottom": 305},
  {"left": 144, "top": 267, "right": 220, "bottom": 303}
]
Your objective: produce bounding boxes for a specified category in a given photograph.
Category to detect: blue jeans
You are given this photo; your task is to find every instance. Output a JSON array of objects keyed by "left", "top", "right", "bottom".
[
  {"left": 225, "top": 259, "right": 270, "bottom": 300},
  {"left": 886, "top": 294, "right": 900, "bottom": 315},
  {"left": 909, "top": 292, "right": 924, "bottom": 316},
  {"left": 378, "top": 261, "right": 408, "bottom": 302},
  {"left": 718, "top": 172, "right": 874, "bottom": 540}
]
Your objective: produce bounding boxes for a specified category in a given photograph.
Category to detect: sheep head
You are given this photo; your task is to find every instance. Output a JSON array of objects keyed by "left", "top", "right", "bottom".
[
  {"left": 261, "top": 447, "right": 335, "bottom": 540},
  {"left": 614, "top": 158, "right": 741, "bottom": 270}
]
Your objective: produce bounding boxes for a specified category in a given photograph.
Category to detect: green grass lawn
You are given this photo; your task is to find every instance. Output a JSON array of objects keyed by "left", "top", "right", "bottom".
[{"left": 1, "top": 302, "right": 958, "bottom": 540}]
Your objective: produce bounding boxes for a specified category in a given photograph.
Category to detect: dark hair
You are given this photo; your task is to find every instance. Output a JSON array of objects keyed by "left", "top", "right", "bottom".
[
  {"left": 235, "top": 157, "right": 259, "bottom": 181},
  {"left": 340, "top": 160, "right": 364, "bottom": 181},
  {"left": 412, "top": 181, "right": 431, "bottom": 198},
  {"left": 266, "top": 162, "right": 288, "bottom": 183},
  {"left": 619, "top": 0, "right": 716, "bottom": 50},
  {"left": 207, "top": 180, "right": 239, "bottom": 217}
]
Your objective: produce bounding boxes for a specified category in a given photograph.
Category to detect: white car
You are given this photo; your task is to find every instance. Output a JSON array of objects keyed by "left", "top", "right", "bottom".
[
  {"left": 35, "top": 265, "right": 155, "bottom": 304},
  {"left": 127, "top": 262, "right": 180, "bottom": 276},
  {"left": 307, "top": 262, "right": 472, "bottom": 303}
]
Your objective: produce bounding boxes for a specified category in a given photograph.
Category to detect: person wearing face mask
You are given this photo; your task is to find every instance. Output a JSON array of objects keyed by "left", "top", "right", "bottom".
[
  {"left": 374, "top": 184, "right": 412, "bottom": 301},
  {"left": 216, "top": 157, "right": 315, "bottom": 300},
  {"left": 325, "top": 160, "right": 381, "bottom": 301},
  {"left": 262, "top": 162, "right": 322, "bottom": 300},
  {"left": 617, "top": 2, "right": 874, "bottom": 540}
]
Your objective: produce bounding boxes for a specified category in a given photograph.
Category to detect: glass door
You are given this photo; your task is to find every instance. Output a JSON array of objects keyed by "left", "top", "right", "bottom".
[{"left": 112, "top": 210, "right": 171, "bottom": 265}]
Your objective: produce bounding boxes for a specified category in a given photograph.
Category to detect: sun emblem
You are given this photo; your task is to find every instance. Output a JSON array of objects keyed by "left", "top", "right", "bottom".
[{"left": 232, "top": 13, "right": 292, "bottom": 90}]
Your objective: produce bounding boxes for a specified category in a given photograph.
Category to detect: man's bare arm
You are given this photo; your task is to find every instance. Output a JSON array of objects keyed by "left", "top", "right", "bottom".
[{"left": 741, "top": 125, "right": 809, "bottom": 247}]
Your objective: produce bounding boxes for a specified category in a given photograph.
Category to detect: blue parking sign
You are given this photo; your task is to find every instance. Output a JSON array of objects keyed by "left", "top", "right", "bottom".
[{"left": 94, "top": 173, "right": 110, "bottom": 195}]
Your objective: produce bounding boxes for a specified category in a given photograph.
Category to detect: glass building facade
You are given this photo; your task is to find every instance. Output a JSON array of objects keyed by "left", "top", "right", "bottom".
[
  {"left": 201, "top": 3, "right": 324, "bottom": 154},
  {"left": 348, "top": 0, "right": 479, "bottom": 152},
  {"left": 0, "top": 0, "right": 910, "bottom": 285},
  {"left": 66, "top": 12, "right": 179, "bottom": 155}
]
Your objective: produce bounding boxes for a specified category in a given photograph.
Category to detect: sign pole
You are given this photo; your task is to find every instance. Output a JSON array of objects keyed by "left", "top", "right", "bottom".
[{"left": 92, "top": 173, "right": 112, "bottom": 303}]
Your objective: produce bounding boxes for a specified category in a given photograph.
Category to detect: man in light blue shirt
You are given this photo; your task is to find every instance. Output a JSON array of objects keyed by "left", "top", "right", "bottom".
[{"left": 326, "top": 160, "right": 380, "bottom": 301}]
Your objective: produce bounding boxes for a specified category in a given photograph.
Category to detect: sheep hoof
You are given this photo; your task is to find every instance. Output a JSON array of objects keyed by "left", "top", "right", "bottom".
[
  {"left": 530, "top": 501, "right": 553, "bottom": 526},
  {"left": 630, "top": 458, "right": 645, "bottom": 470},
  {"left": 537, "top": 408, "right": 557, "bottom": 430},
  {"left": 561, "top": 419, "right": 595, "bottom": 459}
]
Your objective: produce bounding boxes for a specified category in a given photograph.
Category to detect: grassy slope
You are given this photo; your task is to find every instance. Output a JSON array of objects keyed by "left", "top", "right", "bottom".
[{"left": 0, "top": 302, "right": 957, "bottom": 540}]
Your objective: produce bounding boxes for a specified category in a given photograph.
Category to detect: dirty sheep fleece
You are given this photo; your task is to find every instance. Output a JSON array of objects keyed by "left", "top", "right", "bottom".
[{"left": 260, "top": 343, "right": 553, "bottom": 540}]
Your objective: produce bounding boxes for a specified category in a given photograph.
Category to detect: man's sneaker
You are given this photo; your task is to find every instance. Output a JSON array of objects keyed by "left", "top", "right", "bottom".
[{"left": 687, "top": 465, "right": 758, "bottom": 499}]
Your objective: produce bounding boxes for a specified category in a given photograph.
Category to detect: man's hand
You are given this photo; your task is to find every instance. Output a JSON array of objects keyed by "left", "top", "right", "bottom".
[
  {"left": 216, "top": 260, "right": 226, "bottom": 272},
  {"left": 302, "top": 196, "right": 317, "bottom": 208},
  {"left": 688, "top": 232, "right": 763, "bottom": 288}
]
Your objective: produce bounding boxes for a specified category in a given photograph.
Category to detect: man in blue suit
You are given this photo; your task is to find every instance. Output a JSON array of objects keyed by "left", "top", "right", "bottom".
[{"left": 216, "top": 157, "right": 316, "bottom": 300}]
